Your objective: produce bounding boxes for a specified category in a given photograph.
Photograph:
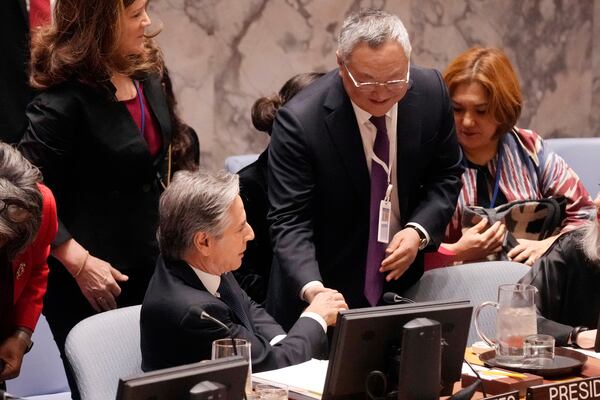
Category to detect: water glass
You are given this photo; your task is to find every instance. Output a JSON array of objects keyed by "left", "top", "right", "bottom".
[
  {"left": 523, "top": 334, "right": 555, "bottom": 367},
  {"left": 212, "top": 338, "right": 252, "bottom": 395}
]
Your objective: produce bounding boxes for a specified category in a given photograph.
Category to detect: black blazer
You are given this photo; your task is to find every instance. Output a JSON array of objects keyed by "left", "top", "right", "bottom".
[
  {"left": 140, "top": 256, "right": 328, "bottom": 372},
  {"left": 234, "top": 150, "right": 271, "bottom": 304},
  {"left": 266, "top": 67, "right": 464, "bottom": 328},
  {"left": 520, "top": 231, "right": 600, "bottom": 345},
  {"left": 0, "top": 0, "right": 33, "bottom": 143},
  {"left": 19, "top": 75, "right": 171, "bottom": 277}
]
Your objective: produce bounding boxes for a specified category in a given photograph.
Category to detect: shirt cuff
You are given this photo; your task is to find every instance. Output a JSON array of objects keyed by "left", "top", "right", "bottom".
[
  {"left": 299, "top": 281, "right": 324, "bottom": 301},
  {"left": 405, "top": 222, "right": 431, "bottom": 246},
  {"left": 300, "top": 311, "right": 328, "bottom": 333},
  {"left": 269, "top": 334, "right": 287, "bottom": 346}
]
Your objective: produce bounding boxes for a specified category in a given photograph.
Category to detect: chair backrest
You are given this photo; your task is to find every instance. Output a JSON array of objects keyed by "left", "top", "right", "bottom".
[
  {"left": 65, "top": 305, "right": 142, "bottom": 400},
  {"left": 224, "top": 154, "right": 260, "bottom": 173},
  {"left": 6, "top": 314, "right": 70, "bottom": 398},
  {"left": 402, "top": 261, "right": 531, "bottom": 345},
  {"left": 545, "top": 137, "right": 600, "bottom": 195}
]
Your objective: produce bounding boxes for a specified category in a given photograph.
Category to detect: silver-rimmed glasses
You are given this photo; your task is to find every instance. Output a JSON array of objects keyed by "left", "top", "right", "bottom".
[
  {"left": 0, "top": 198, "right": 33, "bottom": 223},
  {"left": 343, "top": 63, "right": 410, "bottom": 93}
]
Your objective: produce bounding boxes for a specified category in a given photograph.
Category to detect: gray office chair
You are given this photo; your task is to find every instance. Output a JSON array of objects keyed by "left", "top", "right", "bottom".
[
  {"left": 64, "top": 305, "right": 142, "bottom": 400},
  {"left": 6, "top": 315, "right": 71, "bottom": 399},
  {"left": 224, "top": 154, "right": 260, "bottom": 173},
  {"left": 545, "top": 137, "right": 600, "bottom": 195},
  {"left": 402, "top": 261, "right": 531, "bottom": 345}
]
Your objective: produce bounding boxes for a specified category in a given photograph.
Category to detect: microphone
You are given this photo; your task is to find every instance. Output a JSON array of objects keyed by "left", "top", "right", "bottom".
[
  {"left": 382, "top": 292, "right": 415, "bottom": 305},
  {"left": 184, "top": 306, "right": 238, "bottom": 356}
]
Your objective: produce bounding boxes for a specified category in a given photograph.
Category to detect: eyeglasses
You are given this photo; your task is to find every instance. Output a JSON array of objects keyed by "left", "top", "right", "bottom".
[
  {"left": 343, "top": 63, "right": 410, "bottom": 93},
  {"left": 0, "top": 198, "right": 33, "bottom": 223}
]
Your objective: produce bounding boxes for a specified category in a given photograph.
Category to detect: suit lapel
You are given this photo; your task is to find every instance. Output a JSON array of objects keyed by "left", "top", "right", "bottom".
[
  {"left": 395, "top": 81, "right": 420, "bottom": 222},
  {"left": 324, "top": 73, "right": 370, "bottom": 203},
  {"left": 17, "top": 0, "right": 28, "bottom": 25},
  {"left": 142, "top": 75, "right": 172, "bottom": 166}
]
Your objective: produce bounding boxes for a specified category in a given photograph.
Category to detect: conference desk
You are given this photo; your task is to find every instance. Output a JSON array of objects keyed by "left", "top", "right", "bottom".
[
  {"left": 275, "top": 349, "right": 600, "bottom": 400},
  {"left": 446, "top": 348, "right": 600, "bottom": 400}
]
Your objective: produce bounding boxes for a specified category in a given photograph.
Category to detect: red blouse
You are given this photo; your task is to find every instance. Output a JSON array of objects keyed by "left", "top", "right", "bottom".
[
  {"left": 123, "top": 82, "right": 162, "bottom": 157},
  {"left": 12, "top": 184, "right": 58, "bottom": 331}
]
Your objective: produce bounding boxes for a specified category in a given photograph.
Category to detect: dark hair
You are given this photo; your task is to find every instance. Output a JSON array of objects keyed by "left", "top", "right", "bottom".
[
  {"left": 0, "top": 143, "right": 43, "bottom": 259},
  {"left": 162, "top": 68, "right": 199, "bottom": 172},
  {"left": 444, "top": 47, "right": 522, "bottom": 135},
  {"left": 251, "top": 72, "right": 324, "bottom": 134},
  {"left": 30, "top": 0, "right": 163, "bottom": 90}
]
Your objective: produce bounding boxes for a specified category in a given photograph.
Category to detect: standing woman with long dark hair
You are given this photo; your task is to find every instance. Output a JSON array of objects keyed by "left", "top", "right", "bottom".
[{"left": 19, "top": 0, "right": 198, "bottom": 395}]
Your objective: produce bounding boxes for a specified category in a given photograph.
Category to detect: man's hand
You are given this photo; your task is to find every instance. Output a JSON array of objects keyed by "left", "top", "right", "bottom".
[
  {"left": 445, "top": 219, "right": 505, "bottom": 262},
  {"left": 576, "top": 329, "right": 597, "bottom": 349},
  {"left": 380, "top": 228, "right": 420, "bottom": 281},
  {"left": 507, "top": 236, "right": 557, "bottom": 266},
  {"left": 305, "top": 290, "right": 348, "bottom": 326},
  {"left": 0, "top": 334, "right": 28, "bottom": 380},
  {"left": 304, "top": 285, "right": 334, "bottom": 304}
]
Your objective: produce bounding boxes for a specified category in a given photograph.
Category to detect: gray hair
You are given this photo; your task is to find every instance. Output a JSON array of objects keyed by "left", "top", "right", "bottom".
[
  {"left": 337, "top": 9, "right": 411, "bottom": 62},
  {"left": 0, "top": 142, "right": 43, "bottom": 259},
  {"left": 581, "top": 216, "right": 600, "bottom": 263},
  {"left": 157, "top": 169, "right": 239, "bottom": 260}
]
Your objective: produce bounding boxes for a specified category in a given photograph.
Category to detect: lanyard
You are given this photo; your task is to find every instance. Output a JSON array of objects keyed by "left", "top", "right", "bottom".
[
  {"left": 464, "top": 144, "right": 504, "bottom": 208},
  {"left": 368, "top": 120, "right": 396, "bottom": 201},
  {"left": 133, "top": 80, "right": 145, "bottom": 136}
]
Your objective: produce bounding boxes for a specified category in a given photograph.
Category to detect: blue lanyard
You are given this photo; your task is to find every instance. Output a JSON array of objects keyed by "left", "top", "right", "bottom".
[
  {"left": 133, "top": 80, "right": 145, "bottom": 136},
  {"left": 463, "top": 144, "right": 504, "bottom": 208}
]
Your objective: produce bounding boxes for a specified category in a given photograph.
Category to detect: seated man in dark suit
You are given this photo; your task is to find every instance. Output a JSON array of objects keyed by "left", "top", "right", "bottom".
[{"left": 140, "top": 169, "right": 347, "bottom": 372}]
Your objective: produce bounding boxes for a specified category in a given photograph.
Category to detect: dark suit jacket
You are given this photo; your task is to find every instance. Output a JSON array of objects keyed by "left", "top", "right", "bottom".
[
  {"left": 519, "top": 230, "right": 600, "bottom": 345},
  {"left": 0, "top": 0, "right": 33, "bottom": 143},
  {"left": 234, "top": 150, "right": 271, "bottom": 304},
  {"left": 266, "top": 67, "right": 463, "bottom": 328},
  {"left": 140, "top": 256, "right": 328, "bottom": 372}
]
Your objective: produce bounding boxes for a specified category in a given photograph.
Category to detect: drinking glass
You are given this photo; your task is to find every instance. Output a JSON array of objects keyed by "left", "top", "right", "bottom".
[
  {"left": 212, "top": 338, "right": 252, "bottom": 394},
  {"left": 523, "top": 334, "right": 555, "bottom": 368}
]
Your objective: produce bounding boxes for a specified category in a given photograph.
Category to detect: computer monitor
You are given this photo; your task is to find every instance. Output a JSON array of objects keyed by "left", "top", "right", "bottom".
[
  {"left": 322, "top": 300, "right": 472, "bottom": 400},
  {"left": 116, "top": 356, "right": 248, "bottom": 400}
]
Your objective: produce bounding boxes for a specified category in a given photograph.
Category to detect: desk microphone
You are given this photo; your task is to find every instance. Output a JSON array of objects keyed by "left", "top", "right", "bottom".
[
  {"left": 184, "top": 306, "right": 239, "bottom": 356},
  {"left": 382, "top": 292, "right": 415, "bottom": 305}
]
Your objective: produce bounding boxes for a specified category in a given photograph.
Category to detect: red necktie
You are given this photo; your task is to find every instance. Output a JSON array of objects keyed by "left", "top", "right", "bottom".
[{"left": 29, "top": 0, "right": 51, "bottom": 32}]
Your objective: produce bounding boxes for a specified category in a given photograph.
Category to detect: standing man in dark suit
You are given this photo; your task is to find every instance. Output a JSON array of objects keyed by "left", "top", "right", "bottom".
[
  {"left": 141, "top": 170, "right": 347, "bottom": 372},
  {"left": 267, "top": 9, "right": 464, "bottom": 328},
  {"left": 0, "top": 0, "right": 50, "bottom": 143}
]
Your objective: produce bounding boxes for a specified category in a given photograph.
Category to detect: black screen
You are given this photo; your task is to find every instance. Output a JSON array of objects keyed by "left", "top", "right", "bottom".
[
  {"left": 116, "top": 356, "right": 248, "bottom": 400},
  {"left": 322, "top": 300, "right": 472, "bottom": 399}
]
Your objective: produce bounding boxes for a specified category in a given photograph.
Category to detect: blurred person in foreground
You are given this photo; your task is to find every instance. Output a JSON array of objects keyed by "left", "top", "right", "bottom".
[
  {"left": 431, "top": 47, "right": 592, "bottom": 267},
  {"left": 520, "top": 193, "right": 600, "bottom": 348},
  {"left": 0, "top": 142, "right": 57, "bottom": 385},
  {"left": 141, "top": 170, "right": 347, "bottom": 372}
]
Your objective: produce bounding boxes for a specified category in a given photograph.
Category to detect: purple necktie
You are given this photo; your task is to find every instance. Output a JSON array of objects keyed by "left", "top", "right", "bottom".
[{"left": 364, "top": 115, "right": 390, "bottom": 306}]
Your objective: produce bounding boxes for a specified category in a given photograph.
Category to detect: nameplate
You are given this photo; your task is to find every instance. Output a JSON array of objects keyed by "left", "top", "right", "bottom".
[
  {"left": 484, "top": 390, "right": 519, "bottom": 399},
  {"left": 527, "top": 377, "right": 600, "bottom": 400}
]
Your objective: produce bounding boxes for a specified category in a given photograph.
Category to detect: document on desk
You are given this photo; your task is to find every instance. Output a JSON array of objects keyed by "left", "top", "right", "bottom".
[
  {"left": 252, "top": 358, "right": 328, "bottom": 399},
  {"left": 574, "top": 348, "right": 600, "bottom": 360}
]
